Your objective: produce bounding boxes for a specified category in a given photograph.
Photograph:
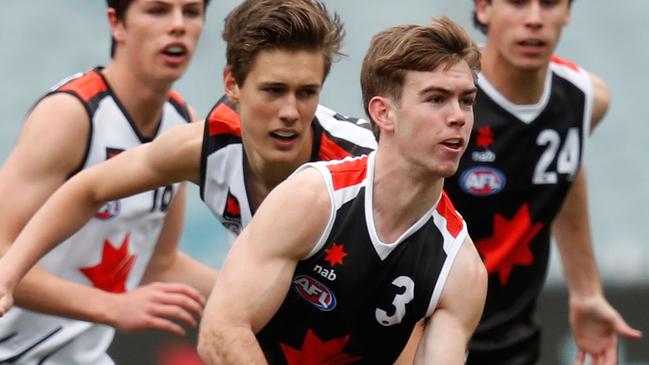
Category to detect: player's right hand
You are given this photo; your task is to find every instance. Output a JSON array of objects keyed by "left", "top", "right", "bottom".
[
  {"left": 0, "top": 288, "right": 14, "bottom": 317},
  {"left": 105, "top": 281, "right": 206, "bottom": 336}
]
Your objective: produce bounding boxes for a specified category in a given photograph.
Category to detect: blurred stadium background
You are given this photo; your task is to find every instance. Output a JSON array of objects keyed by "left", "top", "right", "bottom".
[{"left": 1, "top": 1, "right": 646, "bottom": 363}]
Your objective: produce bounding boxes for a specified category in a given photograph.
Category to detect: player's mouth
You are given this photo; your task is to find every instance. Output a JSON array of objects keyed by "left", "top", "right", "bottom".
[
  {"left": 270, "top": 130, "right": 299, "bottom": 149},
  {"left": 441, "top": 138, "right": 465, "bottom": 152},
  {"left": 517, "top": 39, "right": 547, "bottom": 54},
  {"left": 161, "top": 43, "right": 188, "bottom": 65}
]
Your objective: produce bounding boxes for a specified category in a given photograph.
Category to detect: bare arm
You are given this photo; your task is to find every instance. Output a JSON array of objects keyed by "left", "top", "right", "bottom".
[
  {"left": 0, "top": 93, "right": 109, "bottom": 318},
  {"left": 414, "top": 237, "right": 487, "bottom": 364},
  {"left": 554, "top": 169, "right": 642, "bottom": 364},
  {"left": 554, "top": 73, "right": 641, "bottom": 364},
  {"left": 138, "top": 109, "right": 216, "bottom": 301},
  {"left": 589, "top": 72, "right": 610, "bottom": 131},
  {"left": 141, "top": 181, "right": 218, "bottom": 299},
  {"left": 197, "top": 168, "right": 330, "bottom": 365},
  {"left": 0, "top": 120, "right": 204, "bottom": 291}
]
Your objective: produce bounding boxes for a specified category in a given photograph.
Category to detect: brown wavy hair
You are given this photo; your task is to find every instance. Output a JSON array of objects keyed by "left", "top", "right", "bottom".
[
  {"left": 361, "top": 16, "right": 481, "bottom": 136},
  {"left": 222, "top": 0, "right": 344, "bottom": 85}
]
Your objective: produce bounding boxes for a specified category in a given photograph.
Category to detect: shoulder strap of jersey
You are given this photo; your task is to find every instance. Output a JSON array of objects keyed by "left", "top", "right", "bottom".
[
  {"left": 167, "top": 90, "right": 192, "bottom": 123},
  {"left": 35, "top": 68, "right": 108, "bottom": 179},
  {"left": 44, "top": 67, "right": 109, "bottom": 118},
  {"left": 426, "top": 192, "right": 468, "bottom": 316},
  {"left": 312, "top": 105, "right": 377, "bottom": 161}
]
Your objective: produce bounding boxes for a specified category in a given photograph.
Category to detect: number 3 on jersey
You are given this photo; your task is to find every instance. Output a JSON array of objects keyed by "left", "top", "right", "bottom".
[
  {"left": 376, "top": 276, "right": 415, "bottom": 327},
  {"left": 533, "top": 128, "right": 580, "bottom": 184}
]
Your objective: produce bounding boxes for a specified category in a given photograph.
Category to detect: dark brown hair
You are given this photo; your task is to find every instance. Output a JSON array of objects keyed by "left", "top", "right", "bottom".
[
  {"left": 106, "top": 0, "right": 210, "bottom": 57},
  {"left": 222, "top": 0, "right": 344, "bottom": 85},
  {"left": 361, "top": 16, "right": 481, "bottom": 135}
]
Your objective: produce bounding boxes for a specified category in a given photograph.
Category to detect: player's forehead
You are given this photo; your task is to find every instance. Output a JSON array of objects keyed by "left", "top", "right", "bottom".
[
  {"left": 403, "top": 62, "right": 476, "bottom": 96},
  {"left": 127, "top": 0, "right": 204, "bottom": 10},
  {"left": 246, "top": 49, "right": 325, "bottom": 85}
]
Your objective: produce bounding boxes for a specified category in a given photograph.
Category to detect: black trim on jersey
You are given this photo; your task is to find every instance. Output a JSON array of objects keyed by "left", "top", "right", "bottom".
[
  {"left": 35, "top": 68, "right": 109, "bottom": 180},
  {"left": 241, "top": 150, "right": 256, "bottom": 216},
  {"left": 36, "top": 332, "right": 78, "bottom": 365},
  {"left": 309, "top": 117, "right": 323, "bottom": 161},
  {"left": 49, "top": 90, "right": 95, "bottom": 180},
  {"left": 312, "top": 117, "right": 375, "bottom": 159},
  {"left": 0, "top": 327, "right": 62, "bottom": 363},
  {"left": 333, "top": 112, "right": 374, "bottom": 132},
  {"left": 0, "top": 333, "right": 17, "bottom": 344},
  {"left": 167, "top": 94, "right": 192, "bottom": 124},
  {"left": 199, "top": 115, "right": 211, "bottom": 201},
  {"left": 96, "top": 71, "right": 163, "bottom": 144}
]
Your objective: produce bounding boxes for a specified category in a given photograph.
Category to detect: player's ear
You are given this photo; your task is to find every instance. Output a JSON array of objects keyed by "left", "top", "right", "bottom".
[
  {"left": 475, "top": 0, "right": 491, "bottom": 29},
  {"left": 562, "top": 0, "right": 572, "bottom": 26},
  {"left": 368, "top": 96, "right": 396, "bottom": 135},
  {"left": 107, "top": 8, "right": 126, "bottom": 45},
  {"left": 223, "top": 67, "right": 240, "bottom": 104}
]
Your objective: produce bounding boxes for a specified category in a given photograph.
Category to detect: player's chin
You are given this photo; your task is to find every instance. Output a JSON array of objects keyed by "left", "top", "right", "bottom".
[
  {"left": 435, "top": 161, "right": 462, "bottom": 178},
  {"left": 262, "top": 149, "right": 301, "bottom": 165},
  {"left": 156, "top": 62, "right": 191, "bottom": 82}
]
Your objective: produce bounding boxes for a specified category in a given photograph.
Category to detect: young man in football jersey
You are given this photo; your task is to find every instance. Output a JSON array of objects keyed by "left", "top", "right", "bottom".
[
  {"left": 441, "top": 0, "right": 642, "bottom": 364},
  {"left": 0, "top": 1, "right": 216, "bottom": 364},
  {"left": 0, "top": 0, "right": 375, "bottom": 354},
  {"left": 196, "top": 17, "right": 488, "bottom": 365}
]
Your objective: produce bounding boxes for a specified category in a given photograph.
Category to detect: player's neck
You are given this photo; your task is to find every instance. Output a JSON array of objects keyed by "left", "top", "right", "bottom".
[
  {"left": 244, "top": 132, "right": 314, "bottom": 212},
  {"left": 371, "top": 150, "right": 444, "bottom": 243},
  {"left": 102, "top": 62, "right": 172, "bottom": 137},
  {"left": 481, "top": 49, "right": 548, "bottom": 105}
]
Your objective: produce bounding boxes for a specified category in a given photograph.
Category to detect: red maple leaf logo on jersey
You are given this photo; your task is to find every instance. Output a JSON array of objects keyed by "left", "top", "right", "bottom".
[
  {"left": 475, "top": 204, "right": 543, "bottom": 285},
  {"left": 324, "top": 243, "right": 348, "bottom": 267},
  {"left": 80, "top": 233, "right": 136, "bottom": 293},
  {"left": 280, "top": 329, "right": 362, "bottom": 365},
  {"left": 475, "top": 127, "right": 494, "bottom": 149}
]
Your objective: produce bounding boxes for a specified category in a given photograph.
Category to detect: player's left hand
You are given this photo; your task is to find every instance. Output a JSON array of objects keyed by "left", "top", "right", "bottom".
[{"left": 569, "top": 295, "right": 642, "bottom": 365}]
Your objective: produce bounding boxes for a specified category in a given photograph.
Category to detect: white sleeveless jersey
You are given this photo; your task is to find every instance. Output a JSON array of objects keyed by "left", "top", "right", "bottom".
[
  {"left": 199, "top": 96, "right": 377, "bottom": 244},
  {"left": 0, "top": 68, "right": 191, "bottom": 365}
]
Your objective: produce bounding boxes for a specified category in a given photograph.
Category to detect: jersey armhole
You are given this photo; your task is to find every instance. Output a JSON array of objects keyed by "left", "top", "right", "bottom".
[
  {"left": 290, "top": 163, "right": 337, "bottom": 260},
  {"left": 198, "top": 117, "right": 212, "bottom": 201},
  {"left": 167, "top": 90, "right": 192, "bottom": 123},
  {"left": 39, "top": 90, "right": 94, "bottom": 180},
  {"left": 425, "top": 224, "right": 468, "bottom": 317}
]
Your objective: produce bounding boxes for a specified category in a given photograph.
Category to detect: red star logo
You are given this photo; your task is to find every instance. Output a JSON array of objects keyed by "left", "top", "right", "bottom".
[
  {"left": 280, "top": 329, "right": 362, "bottom": 365},
  {"left": 475, "top": 204, "right": 543, "bottom": 285},
  {"left": 80, "top": 233, "right": 136, "bottom": 293},
  {"left": 324, "top": 243, "right": 348, "bottom": 267},
  {"left": 475, "top": 127, "right": 494, "bottom": 149},
  {"left": 226, "top": 194, "right": 241, "bottom": 217}
]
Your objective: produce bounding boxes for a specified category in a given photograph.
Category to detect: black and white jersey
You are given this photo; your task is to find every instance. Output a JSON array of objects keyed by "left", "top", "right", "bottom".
[
  {"left": 199, "top": 96, "right": 377, "bottom": 244},
  {"left": 444, "top": 57, "right": 593, "bottom": 360},
  {"left": 258, "top": 152, "right": 468, "bottom": 364}
]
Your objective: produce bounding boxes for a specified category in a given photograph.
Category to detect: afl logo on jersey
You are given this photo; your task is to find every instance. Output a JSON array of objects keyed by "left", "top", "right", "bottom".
[
  {"left": 94, "top": 200, "right": 121, "bottom": 220},
  {"left": 460, "top": 166, "right": 506, "bottom": 196},
  {"left": 292, "top": 275, "right": 337, "bottom": 311}
]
